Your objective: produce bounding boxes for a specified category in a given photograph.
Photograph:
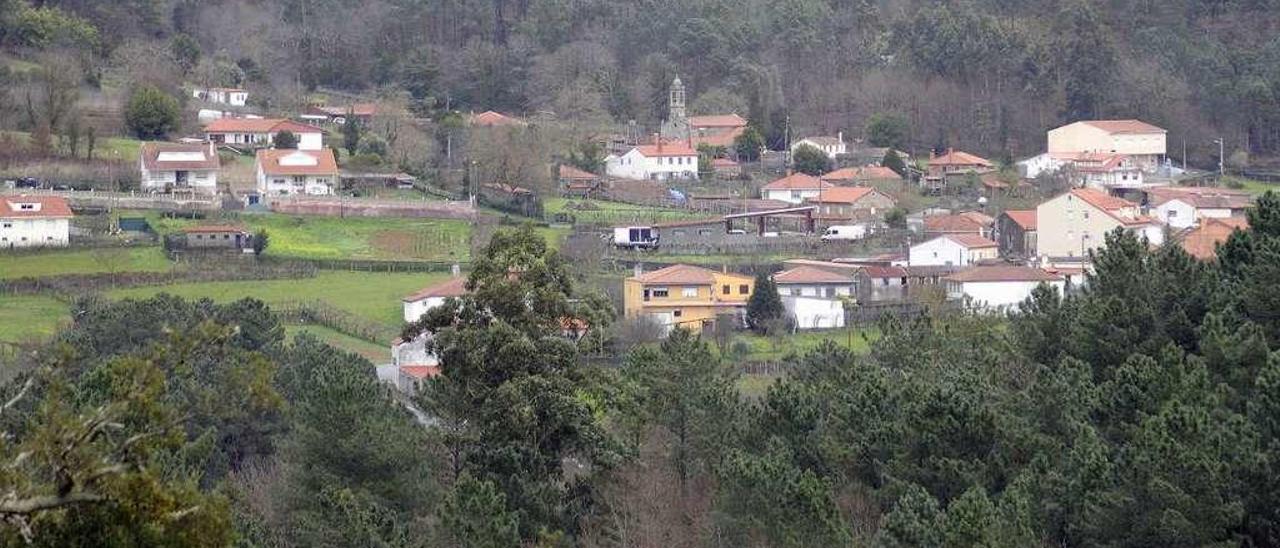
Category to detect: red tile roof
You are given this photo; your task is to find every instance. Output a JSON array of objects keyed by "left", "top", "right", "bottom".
[
  {"left": 631, "top": 264, "right": 746, "bottom": 285},
  {"left": 1180, "top": 218, "right": 1249, "bottom": 260},
  {"left": 924, "top": 214, "right": 987, "bottom": 234},
  {"left": 403, "top": 277, "right": 469, "bottom": 302},
  {"left": 400, "top": 365, "right": 442, "bottom": 379},
  {"left": 558, "top": 165, "right": 597, "bottom": 180},
  {"left": 930, "top": 149, "right": 993, "bottom": 168},
  {"left": 691, "top": 126, "right": 746, "bottom": 149},
  {"left": 945, "top": 234, "right": 998, "bottom": 249},
  {"left": 805, "top": 187, "right": 888, "bottom": 205},
  {"left": 470, "top": 111, "right": 524, "bottom": 127},
  {"left": 1078, "top": 119, "right": 1165, "bottom": 134},
  {"left": 204, "top": 118, "right": 323, "bottom": 134},
  {"left": 959, "top": 211, "right": 995, "bottom": 226},
  {"left": 688, "top": 114, "right": 747, "bottom": 128},
  {"left": 762, "top": 173, "right": 831, "bottom": 191},
  {"left": 140, "top": 142, "right": 220, "bottom": 171},
  {"left": 1003, "top": 210, "right": 1037, "bottom": 230},
  {"left": 821, "top": 166, "right": 901, "bottom": 182},
  {"left": 633, "top": 143, "right": 698, "bottom": 157},
  {"left": 1148, "top": 186, "right": 1253, "bottom": 210},
  {"left": 945, "top": 266, "right": 1063, "bottom": 283},
  {"left": 1067, "top": 189, "right": 1154, "bottom": 227},
  {"left": 773, "top": 266, "right": 853, "bottom": 285},
  {"left": 255, "top": 148, "right": 339, "bottom": 176},
  {"left": 0, "top": 195, "right": 73, "bottom": 219}
]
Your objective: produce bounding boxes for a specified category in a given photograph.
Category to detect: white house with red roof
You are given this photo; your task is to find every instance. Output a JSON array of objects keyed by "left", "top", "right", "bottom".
[
  {"left": 760, "top": 173, "right": 833, "bottom": 204},
  {"left": 605, "top": 142, "right": 699, "bottom": 181},
  {"left": 204, "top": 118, "right": 324, "bottom": 150},
  {"left": 1036, "top": 188, "right": 1164, "bottom": 258},
  {"left": 139, "top": 142, "right": 220, "bottom": 194},
  {"left": 192, "top": 87, "right": 248, "bottom": 107},
  {"left": 773, "top": 266, "right": 855, "bottom": 329},
  {"left": 791, "top": 132, "right": 846, "bottom": 160},
  {"left": 1, "top": 195, "right": 73, "bottom": 248},
  {"left": 909, "top": 234, "right": 999, "bottom": 267},
  {"left": 402, "top": 274, "right": 468, "bottom": 323},
  {"left": 1048, "top": 119, "right": 1166, "bottom": 171},
  {"left": 1148, "top": 186, "right": 1252, "bottom": 230},
  {"left": 944, "top": 266, "right": 1065, "bottom": 309},
  {"left": 255, "top": 149, "right": 338, "bottom": 196}
]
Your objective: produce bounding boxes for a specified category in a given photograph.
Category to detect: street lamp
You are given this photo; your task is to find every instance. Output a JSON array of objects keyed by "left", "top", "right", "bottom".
[{"left": 1212, "top": 138, "right": 1224, "bottom": 177}]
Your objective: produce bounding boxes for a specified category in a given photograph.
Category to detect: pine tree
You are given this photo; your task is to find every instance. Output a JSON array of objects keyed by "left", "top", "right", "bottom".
[{"left": 746, "top": 272, "right": 785, "bottom": 334}]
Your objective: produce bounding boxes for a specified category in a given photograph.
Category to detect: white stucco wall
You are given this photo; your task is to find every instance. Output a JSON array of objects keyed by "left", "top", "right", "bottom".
[
  {"left": 0, "top": 218, "right": 69, "bottom": 248},
  {"left": 763, "top": 188, "right": 822, "bottom": 204},
  {"left": 606, "top": 148, "right": 698, "bottom": 181},
  {"left": 951, "top": 279, "right": 1065, "bottom": 309},
  {"left": 403, "top": 296, "right": 447, "bottom": 323},
  {"left": 1155, "top": 199, "right": 1198, "bottom": 230},
  {"left": 782, "top": 296, "right": 846, "bottom": 329},
  {"left": 910, "top": 237, "right": 981, "bottom": 266}
]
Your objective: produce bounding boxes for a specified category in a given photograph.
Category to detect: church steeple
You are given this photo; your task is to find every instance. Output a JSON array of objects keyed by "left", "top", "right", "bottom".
[{"left": 669, "top": 76, "right": 686, "bottom": 123}]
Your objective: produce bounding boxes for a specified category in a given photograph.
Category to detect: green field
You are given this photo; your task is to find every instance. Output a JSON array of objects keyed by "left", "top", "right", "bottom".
[
  {"left": 0, "top": 295, "right": 68, "bottom": 343},
  {"left": 142, "top": 213, "right": 472, "bottom": 262},
  {"left": 108, "top": 271, "right": 448, "bottom": 329},
  {"left": 732, "top": 327, "right": 878, "bottom": 362},
  {"left": 0, "top": 247, "right": 172, "bottom": 279},
  {"left": 1224, "top": 176, "right": 1280, "bottom": 196},
  {"left": 1, "top": 131, "right": 142, "bottom": 160},
  {"left": 285, "top": 325, "right": 390, "bottom": 363}
]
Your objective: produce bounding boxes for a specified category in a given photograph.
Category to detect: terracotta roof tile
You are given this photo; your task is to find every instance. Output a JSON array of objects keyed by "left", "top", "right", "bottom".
[
  {"left": 821, "top": 166, "right": 901, "bottom": 182},
  {"left": 773, "top": 266, "right": 853, "bottom": 285},
  {"left": 403, "top": 277, "right": 469, "bottom": 302},
  {"left": 0, "top": 195, "right": 73, "bottom": 219},
  {"left": 924, "top": 214, "right": 986, "bottom": 234},
  {"left": 945, "top": 234, "right": 998, "bottom": 248},
  {"left": 930, "top": 149, "right": 993, "bottom": 167},
  {"left": 1002, "top": 210, "right": 1037, "bottom": 230},
  {"left": 762, "top": 173, "right": 831, "bottom": 191},
  {"left": 1180, "top": 218, "right": 1249, "bottom": 260},
  {"left": 1148, "top": 186, "right": 1253, "bottom": 210},
  {"left": 631, "top": 264, "right": 746, "bottom": 285},
  {"left": 204, "top": 118, "right": 323, "bottom": 134},
  {"left": 255, "top": 148, "right": 339, "bottom": 176},
  {"left": 945, "top": 266, "right": 1063, "bottom": 283},
  {"left": 400, "top": 365, "right": 442, "bottom": 379},
  {"left": 633, "top": 143, "right": 698, "bottom": 157}
]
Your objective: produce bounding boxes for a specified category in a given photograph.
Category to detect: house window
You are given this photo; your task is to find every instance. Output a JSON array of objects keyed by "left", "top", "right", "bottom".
[
  {"left": 1083, "top": 211, "right": 1089, "bottom": 219},
  {"left": 273, "top": 178, "right": 286, "bottom": 185},
  {"left": 651, "top": 287, "right": 669, "bottom": 298},
  {"left": 673, "top": 310, "right": 682, "bottom": 318},
  {"left": 682, "top": 287, "right": 698, "bottom": 298},
  {"left": 1167, "top": 210, "right": 1177, "bottom": 218},
  {"left": 722, "top": 284, "right": 730, "bottom": 294},
  {"left": 18, "top": 204, "right": 34, "bottom": 210},
  {"left": 791, "top": 191, "right": 802, "bottom": 200},
  {"left": 1, "top": 223, "right": 10, "bottom": 228},
  {"left": 738, "top": 284, "right": 749, "bottom": 295}
]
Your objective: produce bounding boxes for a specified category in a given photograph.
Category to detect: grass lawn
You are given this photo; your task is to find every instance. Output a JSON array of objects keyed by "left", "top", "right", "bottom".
[
  {"left": 732, "top": 327, "right": 879, "bottom": 362},
  {"left": 141, "top": 213, "right": 472, "bottom": 262},
  {"left": 736, "top": 373, "right": 782, "bottom": 399},
  {"left": 285, "top": 325, "right": 390, "bottom": 363},
  {"left": 0, "top": 247, "right": 172, "bottom": 279},
  {"left": 108, "top": 271, "right": 448, "bottom": 330},
  {"left": 1, "top": 131, "right": 142, "bottom": 160},
  {"left": 0, "top": 295, "right": 68, "bottom": 343},
  {"left": 1224, "top": 176, "right": 1279, "bottom": 196}
]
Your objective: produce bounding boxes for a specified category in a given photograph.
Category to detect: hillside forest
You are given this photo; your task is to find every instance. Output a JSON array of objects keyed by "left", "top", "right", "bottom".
[{"left": 2, "top": 0, "right": 1280, "bottom": 171}]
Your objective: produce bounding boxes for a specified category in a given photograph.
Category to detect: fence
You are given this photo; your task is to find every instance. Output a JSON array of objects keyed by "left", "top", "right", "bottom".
[
  {"left": 256, "top": 256, "right": 467, "bottom": 273},
  {"left": 267, "top": 196, "right": 477, "bottom": 220},
  {"left": 1, "top": 188, "right": 220, "bottom": 212},
  {"left": 273, "top": 300, "right": 395, "bottom": 345},
  {"left": 0, "top": 260, "right": 317, "bottom": 298}
]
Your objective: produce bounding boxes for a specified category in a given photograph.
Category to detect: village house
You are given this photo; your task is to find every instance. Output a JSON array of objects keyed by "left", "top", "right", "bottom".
[
  {"left": 760, "top": 173, "right": 833, "bottom": 204},
  {"left": 0, "top": 195, "right": 72, "bottom": 248},
  {"left": 773, "top": 266, "right": 855, "bottom": 329},
  {"left": 204, "top": 118, "right": 325, "bottom": 150},
  {"left": 605, "top": 142, "right": 699, "bottom": 181},
  {"left": 623, "top": 264, "right": 754, "bottom": 334},
  {"left": 804, "top": 187, "right": 896, "bottom": 225},
  {"left": 180, "top": 225, "right": 253, "bottom": 251},
  {"left": 1147, "top": 186, "right": 1252, "bottom": 230},
  {"left": 995, "top": 209, "right": 1037, "bottom": 259},
  {"left": 926, "top": 148, "right": 994, "bottom": 179},
  {"left": 1047, "top": 119, "right": 1166, "bottom": 171},
  {"left": 1036, "top": 188, "right": 1164, "bottom": 258},
  {"left": 557, "top": 164, "right": 600, "bottom": 196},
  {"left": 255, "top": 148, "right": 339, "bottom": 197},
  {"left": 402, "top": 274, "right": 468, "bottom": 323},
  {"left": 910, "top": 234, "right": 999, "bottom": 266},
  {"left": 791, "top": 132, "right": 846, "bottom": 160},
  {"left": 1178, "top": 217, "right": 1249, "bottom": 260},
  {"left": 139, "top": 142, "right": 220, "bottom": 194},
  {"left": 923, "top": 212, "right": 994, "bottom": 239},
  {"left": 944, "top": 266, "right": 1065, "bottom": 309},
  {"left": 192, "top": 87, "right": 248, "bottom": 107},
  {"left": 1019, "top": 152, "right": 1147, "bottom": 190},
  {"left": 821, "top": 166, "right": 902, "bottom": 186}
]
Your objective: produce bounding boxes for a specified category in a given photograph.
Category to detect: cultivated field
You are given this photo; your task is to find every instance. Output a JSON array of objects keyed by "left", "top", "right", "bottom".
[
  {"left": 0, "top": 295, "right": 68, "bottom": 343},
  {"left": 0, "top": 247, "right": 171, "bottom": 279}
]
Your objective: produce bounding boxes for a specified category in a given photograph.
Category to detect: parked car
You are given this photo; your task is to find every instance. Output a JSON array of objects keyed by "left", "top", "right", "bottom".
[{"left": 15, "top": 177, "right": 39, "bottom": 189}]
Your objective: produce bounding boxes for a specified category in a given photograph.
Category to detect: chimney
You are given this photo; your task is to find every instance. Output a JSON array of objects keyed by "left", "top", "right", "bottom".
[
  {"left": 451, "top": 264, "right": 461, "bottom": 278},
  {"left": 633, "top": 263, "right": 643, "bottom": 278}
]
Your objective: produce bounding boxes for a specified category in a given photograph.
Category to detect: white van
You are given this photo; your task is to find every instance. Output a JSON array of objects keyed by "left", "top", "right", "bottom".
[{"left": 821, "top": 224, "right": 869, "bottom": 241}]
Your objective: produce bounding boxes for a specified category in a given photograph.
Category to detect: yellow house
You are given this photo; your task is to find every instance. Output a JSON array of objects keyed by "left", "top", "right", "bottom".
[
  {"left": 623, "top": 264, "right": 754, "bottom": 333},
  {"left": 1035, "top": 188, "right": 1165, "bottom": 258}
]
